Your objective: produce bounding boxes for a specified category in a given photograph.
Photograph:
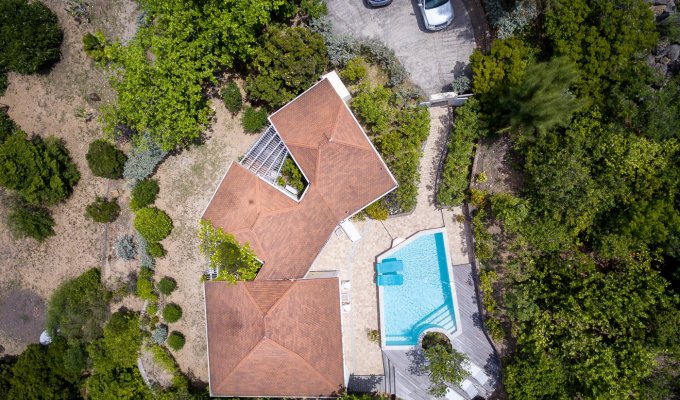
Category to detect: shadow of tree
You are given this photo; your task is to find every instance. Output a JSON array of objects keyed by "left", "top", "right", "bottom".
[{"left": 406, "top": 347, "right": 428, "bottom": 376}]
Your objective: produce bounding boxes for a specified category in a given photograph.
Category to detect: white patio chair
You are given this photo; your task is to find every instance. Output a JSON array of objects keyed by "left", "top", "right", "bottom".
[
  {"left": 467, "top": 363, "right": 491, "bottom": 386},
  {"left": 445, "top": 387, "right": 466, "bottom": 400},
  {"left": 461, "top": 379, "right": 479, "bottom": 398}
]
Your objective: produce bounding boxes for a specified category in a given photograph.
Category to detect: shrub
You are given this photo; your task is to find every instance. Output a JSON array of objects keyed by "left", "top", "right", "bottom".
[
  {"left": 0, "top": 0, "right": 63, "bottom": 74},
  {"left": 162, "top": 304, "right": 182, "bottom": 323},
  {"left": 152, "top": 325, "right": 168, "bottom": 345},
  {"left": 365, "top": 200, "right": 389, "bottom": 221},
  {"left": 469, "top": 188, "right": 488, "bottom": 206},
  {"left": 494, "top": 0, "right": 538, "bottom": 39},
  {"left": 199, "top": 220, "right": 262, "bottom": 283},
  {"left": 221, "top": 82, "right": 242, "bottom": 114},
  {"left": 136, "top": 267, "right": 157, "bottom": 302},
  {"left": 421, "top": 345, "right": 469, "bottom": 397},
  {"left": 280, "top": 157, "right": 305, "bottom": 193},
  {"left": 82, "top": 32, "right": 108, "bottom": 62},
  {"left": 351, "top": 84, "right": 394, "bottom": 135},
  {"left": 113, "top": 234, "right": 136, "bottom": 260},
  {"left": 7, "top": 201, "right": 55, "bottom": 242},
  {"left": 158, "top": 277, "right": 177, "bottom": 295},
  {"left": 146, "top": 302, "right": 158, "bottom": 316},
  {"left": 122, "top": 134, "right": 167, "bottom": 182},
  {"left": 437, "top": 99, "right": 487, "bottom": 206},
  {"left": 130, "top": 179, "right": 158, "bottom": 211},
  {"left": 86, "top": 197, "right": 120, "bottom": 223},
  {"left": 241, "top": 106, "right": 268, "bottom": 133},
  {"left": 246, "top": 26, "right": 327, "bottom": 109},
  {"left": 476, "top": 171, "right": 488, "bottom": 183},
  {"left": 366, "top": 329, "right": 380, "bottom": 344},
  {"left": 341, "top": 57, "right": 366, "bottom": 82},
  {"left": 0, "top": 131, "right": 80, "bottom": 205},
  {"left": 166, "top": 331, "right": 185, "bottom": 351},
  {"left": 146, "top": 242, "right": 166, "bottom": 258},
  {"left": 47, "top": 268, "right": 110, "bottom": 342},
  {"left": 360, "top": 38, "right": 408, "bottom": 87},
  {"left": 422, "top": 332, "right": 451, "bottom": 351},
  {"left": 451, "top": 75, "right": 471, "bottom": 94},
  {"left": 86, "top": 140, "right": 126, "bottom": 179},
  {"left": 0, "top": 71, "right": 7, "bottom": 97},
  {"left": 136, "top": 231, "right": 155, "bottom": 269},
  {"left": 134, "top": 207, "right": 173, "bottom": 242}
]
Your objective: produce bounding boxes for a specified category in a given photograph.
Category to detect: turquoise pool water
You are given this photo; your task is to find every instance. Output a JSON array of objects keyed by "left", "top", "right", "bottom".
[{"left": 380, "top": 231, "right": 457, "bottom": 347}]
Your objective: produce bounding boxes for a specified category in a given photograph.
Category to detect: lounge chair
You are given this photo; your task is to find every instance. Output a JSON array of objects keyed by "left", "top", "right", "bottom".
[
  {"left": 376, "top": 273, "right": 403, "bottom": 286},
  {"left": 376, "top": 259, "right": 404, "bottom": 274},
  {"left": 445, "top": 387, "right": 466, "bottom": 400},
  {"left": 460, "top": 379, "right": 478, "bottom": 398},
  {"left": 467, "top": 363, "right": 490, "bottom": 386}
]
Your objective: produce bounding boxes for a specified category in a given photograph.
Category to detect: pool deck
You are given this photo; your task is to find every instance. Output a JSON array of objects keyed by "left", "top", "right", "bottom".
[{"left": 308, "top": 107, "right": 498, "bottom": 397}]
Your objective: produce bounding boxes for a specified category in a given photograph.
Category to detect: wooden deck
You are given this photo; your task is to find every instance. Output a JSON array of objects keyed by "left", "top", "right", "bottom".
[{"left": 381, "top": 263, "right": 499, "bottom": 400}]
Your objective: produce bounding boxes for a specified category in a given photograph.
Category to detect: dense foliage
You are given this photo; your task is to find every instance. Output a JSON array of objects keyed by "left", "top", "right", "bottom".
[
  {"left": 162, "top": 304, "right": 182, "bottom": 323},
  {"left": 98, "top": 0, "right": 297, "bottom": 150},
  {"left": 130, "top": 179, "right": 159, "bottom": 210},
  {"left": 247, "top": 26, "right": 327, "bottom": 109},
  {"left": 280, "top": 156, "right": 306, "bottom": 193},
  {"left": 437, "top": 98, "right": 487, "bottom": 206},
  {"left": 46, "top": 268, "right": 110, "bottom": 343},
  {"left": 7, "top": 200, "right": 55, "bottom": 241},
  {"left": 221, "top": 82, "right": 243, "bottom": 114},
  {"left": 199, "top": 220, "right": 262, "bottom": 283},
  {"left": 158, "top": 277, "right": 177, "bottom": 295},
  {"left": 85, "top": 197, "right": 121, "bottom": 223},
  {"left": 0, "top": 0, "right": 62, "bottom": 74},
  {"left": 241, "top": 106, "right": 268, "bottom": 133},
  {"left": 86, "top": 139, "right": 127, "bottom": 179},
  {"left": 468, "top": 0, "right": 680, "bottom": 397},
  {"left": 134, "top": 207, "right": 173, "bottom": 242},
  {"left": 350, "top": 83, "right": 429, "bottom": 213},
  {"left": 0, "top": 130, "right": 80, "bottom": 205},
  {"left": 166, "top": 331, "right": 185, "bottom": 351},
  {"left": 420, "top": 342, "right": 469, "bottom": 397}
]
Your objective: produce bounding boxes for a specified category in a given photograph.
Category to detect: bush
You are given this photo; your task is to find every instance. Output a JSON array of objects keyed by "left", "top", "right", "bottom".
[
  {"left": 130, "top": 179, "right": 159, "bottom": 210},
  {"left": 166, "top": 331, "right": 185, "bottom": 351},
  {"left": 365, "top": 200, "right": 389, "bottom": 221},
  {"left": 221, "top": 82, "right": 242, "bottom": 113},
  {"left": 241, "top": 106, "right": 268, "bottom": 133},
  {"left": 86, "top": 197, "right": 120, "bottom": 223},
  {"left": 0, "top": 71, "right": 7, "bottom": 97},
  {"left": 113, "top": 234, "right": 136, "bottom": 260},
  {"left": 158, "top": 277, "right": 177, "bottom": 295},
  {"left": 162, "top": 304, "right": 182, "bottom": 323},
  {"left": 134, "top": 207, "right": 173, "bottom": 242},
  {"left": 476, "top": 171, "right": 488, "bottom": 183},
  {"left": 0, "top": 131, "right": 80, "bottom": 205},
  {"left": 246, "top": 26, "right": 327, "bottom": 109},
  {"left": 86, "top": 140, "right": 126, "bottom": 179},
  {"left": 152, "top": 325, "right": 168, "bottom": 345},
  {"left": 0, "top": 0, "right": 63, "bottom": 74},
  {"left": 47, "top": 268, "right": 110, "bottom": 342},
  {"left": 280, "top": 157, "right": 305, "bottom": 193},
  {"left": 437, "top": 99, "right": 487, "bottom": 206},
  {"left": 341, "top": 57, "right": 366, "bottom": 82},
  {"left": 146, "top": 302, "right": 158, "bottom": 316},
  {"left": 146, "top": 242, "right": 166, "bottom": 258},
  {"left": 136, "top": 267, "right": 157, "bottom": 302},
  {"left": 7, "top": 201, "right": 55, "bottom": 242},
  {"left": 469, "top": 188, "right": 488, "bottom": 206},
  {"left": 451, "top": 75, "right": 471, "bottom": 94},
  {"left": 122, "top": 134, "right": 167, "bottom": 182},
  {"left": 82, "top": 32, "right": 108, "bottom": 62},
  {"left": 135, "top": 231, "right": 155, "bottom": 269}
]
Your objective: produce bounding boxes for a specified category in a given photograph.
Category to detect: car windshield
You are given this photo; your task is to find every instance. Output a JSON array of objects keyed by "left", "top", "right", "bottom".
[{"left": 424, "top": 0, "right": 448, "bottom": 9}]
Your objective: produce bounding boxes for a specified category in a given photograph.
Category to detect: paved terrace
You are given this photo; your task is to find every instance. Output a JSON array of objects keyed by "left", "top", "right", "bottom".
[{"left": 308, "top": 107, "right": 497, "bottom": 397}]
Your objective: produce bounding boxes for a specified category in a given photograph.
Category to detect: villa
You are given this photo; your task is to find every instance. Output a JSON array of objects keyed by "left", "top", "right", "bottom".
[{"left": 202, "top": 72, "right": 398, "bottom": 397}]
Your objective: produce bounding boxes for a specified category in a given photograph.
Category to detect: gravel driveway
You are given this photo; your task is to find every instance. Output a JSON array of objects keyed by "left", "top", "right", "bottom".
[{"left": 327, "top": 0, "right": 476, "bottom": 95}]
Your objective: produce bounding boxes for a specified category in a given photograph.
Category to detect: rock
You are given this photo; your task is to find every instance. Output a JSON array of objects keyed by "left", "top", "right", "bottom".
[
  {"left": 652, "top": 5, "right": 667, "bottom": 15},
  {"left": 653, "top": 62, "right": 668, "bottom": 77},
  {"left": 657, "top": 11, "right": 671, "bottom": 22},
  {"left": 654, "top": 43, "right": 668, "bottom": 56},
  {"left": 87, "top": 92, "right": 101, "bottom": 102},
  {"left": 669, "top": 45, "right": 680, "bottom": 61},
  {"left": 661, "top": 56, "right": 671, "bottom": 64},
  {"left": 653, "top": 0, "right": 669, "bottom": 5}
]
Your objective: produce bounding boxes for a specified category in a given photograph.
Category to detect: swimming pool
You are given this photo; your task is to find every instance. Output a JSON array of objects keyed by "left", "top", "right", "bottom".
[{"left": 377, "top": 228, "right": 461, "bottom": 348}]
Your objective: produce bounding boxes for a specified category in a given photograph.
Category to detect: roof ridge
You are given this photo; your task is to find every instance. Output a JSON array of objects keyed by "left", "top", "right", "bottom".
[
  {"left": 265, "top": 338, "right": 340, "bottom": 393},
  {"left": 262, "top": 280, "right": 296, "bottom": 318},
  {"left": 241, "top": 283, "right": 266, "bottom": 316},
  {"left": 328, "top": 99, "right": 344, "bottom": 142}
]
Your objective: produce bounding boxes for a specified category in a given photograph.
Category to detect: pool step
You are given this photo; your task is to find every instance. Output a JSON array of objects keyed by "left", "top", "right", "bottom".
[{"left": 415, "top": 304, "right": 457, "bottom": 337}]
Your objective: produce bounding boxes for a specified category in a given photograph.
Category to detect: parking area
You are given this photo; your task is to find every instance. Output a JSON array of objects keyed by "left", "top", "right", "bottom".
[{"left": 327, "top": 0, "right": 476, "bottom": 95}]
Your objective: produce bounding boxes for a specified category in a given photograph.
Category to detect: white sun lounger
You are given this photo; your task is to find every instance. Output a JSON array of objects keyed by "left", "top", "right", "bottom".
[
  {"left": 461, "top": 379, "right": 478, "bottom": 398},
  {"left": 467, "top": 363, "right": 491, "bottom": 386},
  {"left": 445, "top": 387, "right": 466, "bottom": 400}
]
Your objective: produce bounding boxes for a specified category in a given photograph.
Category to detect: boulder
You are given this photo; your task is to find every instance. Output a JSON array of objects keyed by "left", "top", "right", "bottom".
[{"left": 669, "top": 44, "right": 680, "bottom": 61}]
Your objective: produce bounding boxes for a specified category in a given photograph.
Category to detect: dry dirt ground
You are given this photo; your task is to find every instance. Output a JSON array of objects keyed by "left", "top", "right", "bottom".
[
  {"left": 471, "top": 135, "right": 523, "bottom": 195},
  {"left": 0, "top": 0, "right": 256, "bottom": 384}
]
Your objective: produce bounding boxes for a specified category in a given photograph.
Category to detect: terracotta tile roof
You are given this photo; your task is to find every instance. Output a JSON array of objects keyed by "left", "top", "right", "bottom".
[
  {"left": 202, "top": 77, "right": 397, "bottom": 279},
  {"left": 205, "top": 278, "right": 344, "bottom": 397}
]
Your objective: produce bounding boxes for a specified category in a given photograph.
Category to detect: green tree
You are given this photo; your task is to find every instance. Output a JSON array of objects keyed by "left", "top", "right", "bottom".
[
  {"left": 247, "top": 26, "right": 327, "bottom": 109},
  {"left": 420, "top": 344, "right": 469, "bottom": 397},
  {"left": 0, "top": 131, "right": 80, "bottom": 205},
  {"left": 47, "top": 268, "right": 110, "bottom": 342},
  {"left": 86, "top": 139, "right": 127, "bottom": 179},
  {"left": 199, "top": 220, "right": 261, "bottom": 282},
  {"left": 498, "top": 57, "right": 587, "bottom": 135},
  {"left": 0, "top": 0, "right": 63, "bottom": 74},
  {"left": 470, "top": 37, "right": 534, "bottom": 95}
]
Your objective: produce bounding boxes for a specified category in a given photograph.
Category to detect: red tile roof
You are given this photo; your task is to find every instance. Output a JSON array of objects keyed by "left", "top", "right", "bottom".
[
  {"left": 202, "top": 77, "right": 397, "bottom": 280},
  {"left": 205, "top": 279, "right": 345, "bottom": 397}
]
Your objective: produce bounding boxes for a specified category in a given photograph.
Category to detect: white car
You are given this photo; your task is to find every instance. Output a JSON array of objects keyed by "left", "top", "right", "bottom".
[{"left": 418, "top": 0, "right": 454, "bottom": 31}]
